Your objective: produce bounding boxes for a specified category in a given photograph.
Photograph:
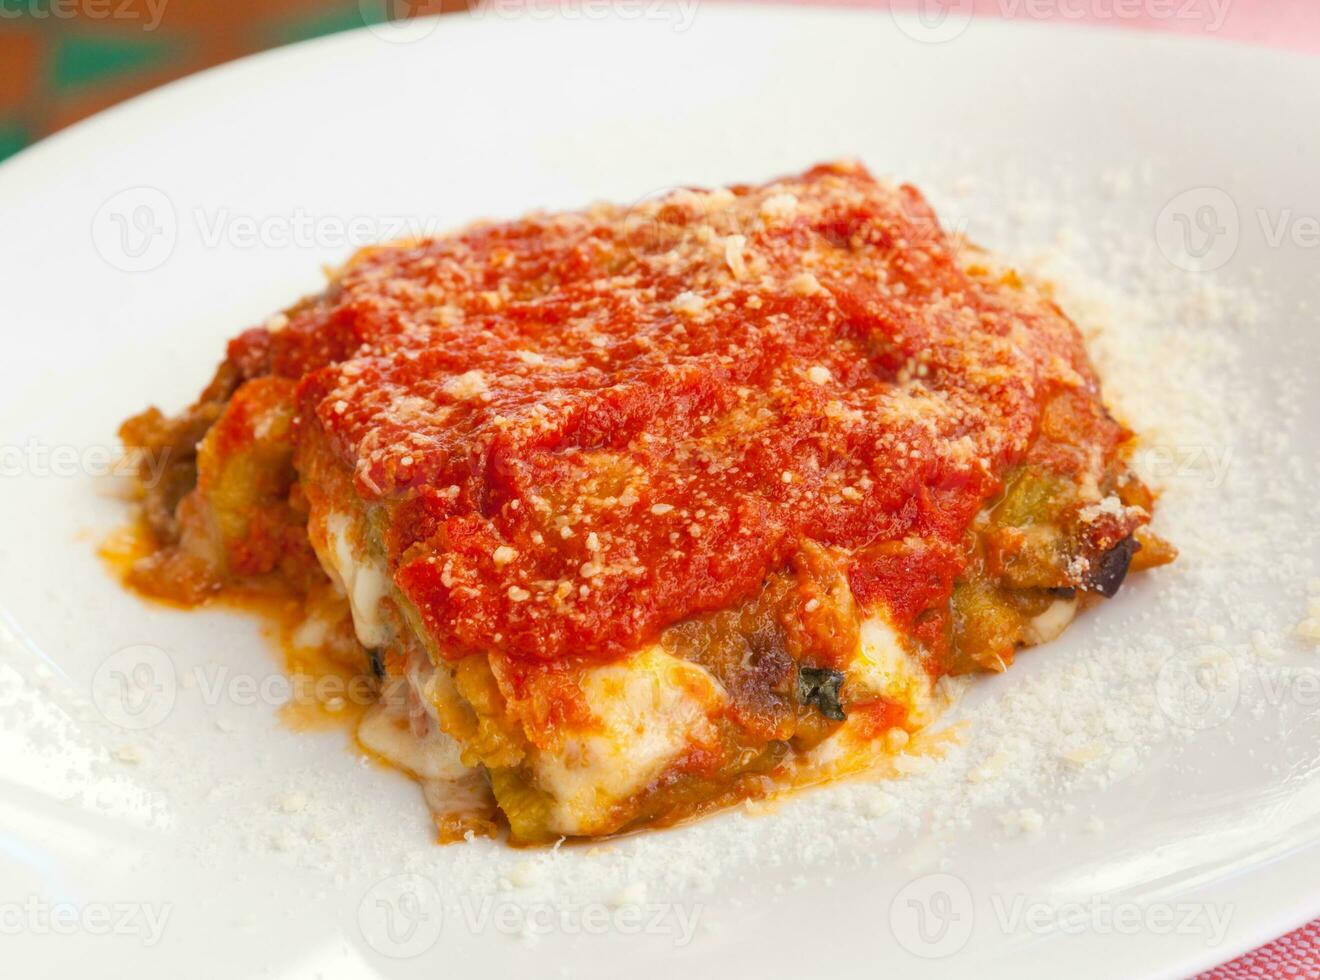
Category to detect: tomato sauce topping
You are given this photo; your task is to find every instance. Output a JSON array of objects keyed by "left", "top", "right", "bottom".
[{"left": 226, "top": 162, "right": 1121, "bottom": 666}]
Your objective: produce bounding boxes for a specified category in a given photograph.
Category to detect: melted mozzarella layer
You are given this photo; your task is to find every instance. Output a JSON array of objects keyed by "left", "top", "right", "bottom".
[
  {"left": 318, "top": 512, "right": 390, "bottom": 649},
  {"left": 804, "top": 612, "right": 936, "bottom": 773},
  {"left": 532, "top": 647, "right": 727, "bottom": 836},
  {"left": 358, "top": 681, "right": 469, "bottom": 782},
  {"left": 1026, "top": 598, "right": 1078, "bottom": 645},
  {"left": 851, "top": 614, "right": 936, "bottom": 724}
]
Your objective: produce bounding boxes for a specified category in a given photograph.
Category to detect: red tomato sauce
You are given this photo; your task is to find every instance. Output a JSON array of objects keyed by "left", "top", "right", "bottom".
[{"left": 224, "top": 163, "right": 1121, "bottom": 668}]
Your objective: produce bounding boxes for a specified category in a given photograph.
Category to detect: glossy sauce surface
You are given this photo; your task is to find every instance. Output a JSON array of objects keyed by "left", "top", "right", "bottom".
[{"left": 222, "top": 163, "right": 1125, "bottom": 669}]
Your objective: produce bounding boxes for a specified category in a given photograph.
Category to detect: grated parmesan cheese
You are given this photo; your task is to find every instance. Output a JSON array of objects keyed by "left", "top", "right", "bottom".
[
  {"left": 444, "top": 370, "right": 488, "bottom": 400},
  {"left": 787, "top": 272, "right": 823, "bottom": 296}
]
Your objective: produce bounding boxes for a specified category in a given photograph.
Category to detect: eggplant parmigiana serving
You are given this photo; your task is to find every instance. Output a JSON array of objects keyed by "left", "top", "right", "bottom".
[{"left": 117, "top": 162, "right": 1175, "bottom": 843}]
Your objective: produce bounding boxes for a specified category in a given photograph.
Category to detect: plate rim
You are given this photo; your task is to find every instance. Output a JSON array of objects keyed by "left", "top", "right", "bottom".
[{"left": 2, "top": 8, "right": 1318, "bottom": 976}]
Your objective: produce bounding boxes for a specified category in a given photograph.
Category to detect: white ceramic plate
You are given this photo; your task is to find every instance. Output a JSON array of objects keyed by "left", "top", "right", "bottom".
[{"left": 2, "top": 7, "right": 1319, "bottom": 978}]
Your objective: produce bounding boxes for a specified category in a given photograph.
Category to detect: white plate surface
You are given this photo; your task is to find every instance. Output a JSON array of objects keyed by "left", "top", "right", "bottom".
[{"left": 1, "top": 7, "right": 1319, "bottom": 978}]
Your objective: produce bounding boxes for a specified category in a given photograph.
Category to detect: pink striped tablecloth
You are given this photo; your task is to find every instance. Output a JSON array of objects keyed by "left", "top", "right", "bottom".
[
  {"left": 1199, "top": 920, "right": 1320, "bottom": 979},
  {"left": 782, "top": 1, "right": 1319, "bottom": 975}
]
